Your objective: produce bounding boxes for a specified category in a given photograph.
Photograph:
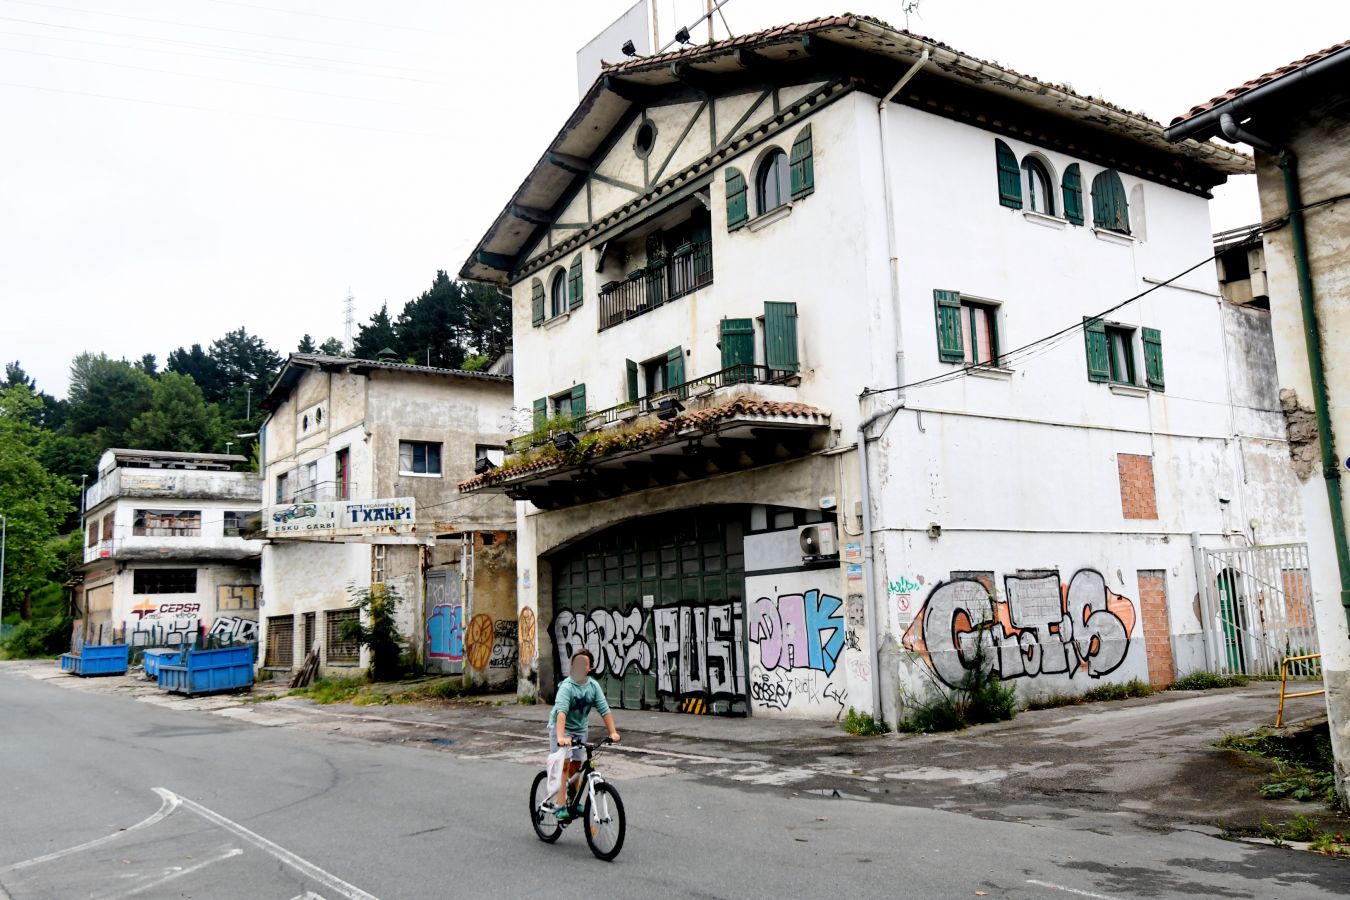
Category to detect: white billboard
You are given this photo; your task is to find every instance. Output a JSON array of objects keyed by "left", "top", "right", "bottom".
[
  {"left": 576, "top": 0, "right": 651, "bottom": 98},
  {"left": 267, "top": 497, "right": 416, "bottom": 539}
]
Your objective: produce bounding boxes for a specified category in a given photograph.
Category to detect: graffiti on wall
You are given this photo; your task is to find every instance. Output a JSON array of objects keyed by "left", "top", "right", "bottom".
[
  {"left": 208, "top": 615, "right": 258, "bottom": 643},
  {"left": 553, "top": 607, "right": 652, "bottom": 677},
  {"left": 427, "top": 604, "right": 464, "bottom": 661},
  {"left": 129, "top": 616, "right": 199, "bottom": 648},
  {"left": 465, "top": 614, "right": 494, "bottom": 669},
  {"left": 518, "top": 608, "right": 537, "bottom": 667},
  {"left": 749, "top": 666, "right": 847, "bottom": 718},
  {"left": 901, "top": 569, "right": 1137, "bottom": 688},
  {"left": 748, "top": 590, "right": 845, "bottom": 676},
  {"left": 489, "top": 621, "right": 518, "bottom": 669}
]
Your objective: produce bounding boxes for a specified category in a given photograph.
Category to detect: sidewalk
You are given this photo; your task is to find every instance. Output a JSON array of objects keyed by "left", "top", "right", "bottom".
[{"left": 6, "top": 658, "right": 1342, "bottom": 840}]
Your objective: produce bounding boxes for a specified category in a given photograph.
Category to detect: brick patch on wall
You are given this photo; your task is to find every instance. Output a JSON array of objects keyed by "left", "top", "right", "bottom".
[
  {"left": 1137, "top": 569, "right": 1174, "bottom": 687},
  {"left": 1118, "top": 453, "right": 1159, "bottom": 520}
]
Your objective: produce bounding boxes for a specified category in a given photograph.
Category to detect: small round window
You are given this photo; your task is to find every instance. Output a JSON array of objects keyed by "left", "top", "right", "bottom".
[{"left": 634, "top": 119, "right": 656, "bottom": 158}]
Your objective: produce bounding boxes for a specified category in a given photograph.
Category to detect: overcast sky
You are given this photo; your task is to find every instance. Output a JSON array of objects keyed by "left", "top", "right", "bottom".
[{"left": 2, "top": 0, "right": 1343, "bottom": 398}]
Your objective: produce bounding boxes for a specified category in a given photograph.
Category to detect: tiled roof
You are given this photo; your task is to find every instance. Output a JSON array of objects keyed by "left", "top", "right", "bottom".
[
  {"left": 1171, "top": 38, "right": 1350, "bottom": 125},
  {"left": 458, "top": 398, "right": 828, "bottom": 491}
]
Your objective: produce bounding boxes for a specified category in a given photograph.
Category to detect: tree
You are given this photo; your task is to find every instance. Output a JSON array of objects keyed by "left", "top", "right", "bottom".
[
  {"left": 340, "top": 583, "right": 406, "bottom": 681},
  {"left": 166, "top": 344, "right": 224, "bottom": 402},
  {"left": 0, "top": 385, "right": 77, "bottom": 621},
  {"left": 208, "top": 328, "right": 282, "bottom": 413},
  {"left": 394, "top": 271, "right": 467, "bottom": 369},
  {"left": 297, "top": 334, "right": 318, "bottom": 353},
  {"left": 352, "top": 304, "right": 400, "bottom": 361},
  {"left": 463, "top": 282, "right": 512, "bottom": 362},
  {"left": 134, "top": 353, "right": 158, "bottom": 377},
  {"left": 318, "top": 337, "right": 346, "bottom": 356},
  {"left": 66, "top": 354, "right": 156, "bottom": 448},
  {"left": 123, "top": 372, "right": 225, "bottom": 453}
]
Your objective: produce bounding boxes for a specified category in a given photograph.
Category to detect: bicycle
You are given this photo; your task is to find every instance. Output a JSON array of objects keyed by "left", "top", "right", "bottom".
[{"left": 529, "top": 736, "right": 626, "bottom": 861}]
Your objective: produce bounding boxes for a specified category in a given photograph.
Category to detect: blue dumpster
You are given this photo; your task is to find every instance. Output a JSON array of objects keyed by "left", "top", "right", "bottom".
[
  {"left": 59, "top": 644, "right": 130, "bottom": 677},
  {"left": 156, "top": 645, "right": 254, "bottom": 696},
  {"left": 141, "top": 648, "right": 183, "bottom": 680}
]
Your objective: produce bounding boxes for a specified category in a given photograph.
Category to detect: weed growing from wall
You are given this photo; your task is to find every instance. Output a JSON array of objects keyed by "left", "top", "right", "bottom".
[{"left": 341, "top": 583, "right": 406, "bottom": 682}]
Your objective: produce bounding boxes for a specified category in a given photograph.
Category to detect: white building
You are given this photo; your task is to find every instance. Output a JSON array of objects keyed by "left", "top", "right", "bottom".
[
  {"left": 459, "top": 15, "right": 1305, "bottom": 723},
  {"left": 77, "top": 448, "right": 263, "bottom": 651},
  {"left": 257, "top": 354, "right": 517, "bottom": 681}
]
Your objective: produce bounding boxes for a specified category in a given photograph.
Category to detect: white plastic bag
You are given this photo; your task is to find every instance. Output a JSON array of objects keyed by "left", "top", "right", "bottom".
[{"left": 546, "top": 747, "right": 567, "bottom": 796}]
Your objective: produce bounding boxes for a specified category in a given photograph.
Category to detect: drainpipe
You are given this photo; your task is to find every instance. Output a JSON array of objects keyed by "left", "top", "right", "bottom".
[
  {"left": 1219, "top": 113, "right": 1350, "bottom": 629},
  {"left": 855, "top": 51, "right": 931, "bottom": 726}
]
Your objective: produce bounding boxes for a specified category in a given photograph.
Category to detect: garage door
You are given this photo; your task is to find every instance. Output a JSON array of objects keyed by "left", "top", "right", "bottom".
[{"left": 551, "top": 508, "right": 748, "bottom": 715}]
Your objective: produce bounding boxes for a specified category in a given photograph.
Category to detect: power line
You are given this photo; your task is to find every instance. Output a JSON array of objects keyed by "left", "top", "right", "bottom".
[
  {"left": 0, "top": 43, "right": 448, "bottom": 108},
  {"left": 0, "top": 13, "right": 453, "bottom": 81},
  {"left": 199, "top": 0, "right": 452, "bottom": 37},
  {"left": 863, "top": 190, "right": 1350, "bottom": 400},
  {"left": 2, "top": 0, "right": 414, "bottom": 56},
  {"left": 0, "top": 79, "right": 449, "bottom": 139}
]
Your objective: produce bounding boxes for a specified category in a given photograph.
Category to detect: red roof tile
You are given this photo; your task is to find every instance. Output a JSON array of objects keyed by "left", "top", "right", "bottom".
[
  {"left": 1171, "top": 38, "right": 1350, "bottom": 125},
  {"left": 458, "top": 398, "right": 828, "bottom": 491}
]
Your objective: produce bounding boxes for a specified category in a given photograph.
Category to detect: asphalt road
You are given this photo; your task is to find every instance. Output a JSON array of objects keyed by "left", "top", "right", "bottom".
[{"left": 0, "top": 670, "right": 1344, "bottom": 900}]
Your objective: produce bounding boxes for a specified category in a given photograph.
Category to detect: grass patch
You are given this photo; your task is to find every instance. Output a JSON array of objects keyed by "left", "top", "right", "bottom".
[
  {"left": 289, "top": 677, "right": 365, "bottom": 704},
  {"left": 841, "top": 708, "right": 890, "bottom": 736},
  {"left": 1024, "top": 678, "right": 1155, "bottom": 711},
  {"left": 1218, "top": 721, "right": 1344, "bottom": 810},
  {"left": 1170, "top": 671, "right": 1249, "bottom": 691},
  {"left": 1260, "top": 815, "right": 1349, "bottom": 857},
  {"left": 517, "top": 694, "right": 537, "bottom": 705}
]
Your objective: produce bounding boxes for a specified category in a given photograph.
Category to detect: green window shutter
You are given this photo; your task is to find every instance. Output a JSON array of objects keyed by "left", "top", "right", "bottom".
[
  {"left": 567, "top": 254, "right": 583, "bottom": 309},
  {"left": 1091, "top": 170, "right": 1130, "bottom": 234},
  {"left": 1142, "top": 327, "right": 1165, "bottom": 392},
  {"left": 665, "top": 346, "right": 685, "bottom": 389},
  {"left": 789, "top": 125, "right": 814, "bottom": 199},
  {"left": 933, "top": 290, "right": 965, "bottom": 363},
  {"left": 1062, "top": 164, "right": 1084, "bottom": 226},
  {"left": 726, "top": 167, "right": 748, "bottom": 229},
  {"left": 530, "top": 278, "right": 545, "bottom": 326},
  {"left": 763, "top": 302, "right": 799, "bottom": 373},
  {"left": 719, "top": 317, "right": 756, "bottom": 375},
  {"left": 1083, "top": 317, "right": 1110, "bottom": 382},
  {"left": 995, "top": 140, "right": 1022, "bottom": 209},
  {"left": 626, "top": 359, "right": 639, "bottom": 403},
  {"left": 532, "top": 397, "right": 547, "bottom": 429},
  {"left": 569, "top": 383, "right": 586, "bottom": 421}
]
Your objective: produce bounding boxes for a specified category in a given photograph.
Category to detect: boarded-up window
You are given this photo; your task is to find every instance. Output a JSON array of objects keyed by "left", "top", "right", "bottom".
[
  {"left": 133, "top": 510, "right": 201, "bottom": 537},
  {"left": 326, "top": 609, "right": 360, "bottom": 665},
  {"left": 266, "top": 615, "right": 294, "bottom": 668}
]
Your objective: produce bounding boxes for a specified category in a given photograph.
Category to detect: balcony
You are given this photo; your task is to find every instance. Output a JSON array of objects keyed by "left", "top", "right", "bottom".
[
  {"left": 85, "top": 467, "right": 263, "bottom": 509},
  {"left": 509, "top": 364, "right": 798, "bottom": 453},
  {"left": 282, "top": 481, "right": 356, "bottom": 504},
  {"left": 598, "top": 240, "right": 712, "bottom": 332}
]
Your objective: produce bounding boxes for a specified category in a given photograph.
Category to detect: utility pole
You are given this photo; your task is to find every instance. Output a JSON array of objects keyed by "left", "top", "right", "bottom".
[
  {"left": 245, "top": 387, "right": 252, "bottom": 421},
  {"left": 1, "top": 512, "right": 7, "bottom": 631},
  {"left": 344, "top": 288, "right": 355, "bottom": 354}
]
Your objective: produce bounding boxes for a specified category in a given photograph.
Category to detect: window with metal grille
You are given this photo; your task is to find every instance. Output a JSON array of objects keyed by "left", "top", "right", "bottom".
[
  {"left": 303, "top": 612, "right": 316, "bottom": 657},
  {"left": 133, "top": 509, "right": 201, "bottom": 537},
  {"left": 266, "top": 615, "right": 294, "bottom": 668},
  {"left": 223, "top": 511, "right": 254, "bottom": 537},
  {"left": 133, "top": 568, "right": 197, "bottom": 594},
  {"left": 326, "top": 609, "right": 360, "bottom": 665}
]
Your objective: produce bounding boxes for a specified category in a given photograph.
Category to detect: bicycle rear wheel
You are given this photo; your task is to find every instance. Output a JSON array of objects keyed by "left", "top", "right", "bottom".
[
  {"left": 583, "top": 782, "right": 625, "bottom": 861},
  {"left": 529, "top": 770, "right": 562, "bottom": 843}
]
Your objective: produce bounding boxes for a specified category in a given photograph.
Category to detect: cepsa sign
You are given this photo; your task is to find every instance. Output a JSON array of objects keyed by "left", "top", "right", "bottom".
[{"left": 266, "top": 498, "right": 416, "bottom": 539}]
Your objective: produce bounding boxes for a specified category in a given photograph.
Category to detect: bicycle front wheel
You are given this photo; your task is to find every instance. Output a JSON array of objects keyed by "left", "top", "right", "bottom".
[
  {"left": 583, "top": 782, "right": 626, "bottom": 861},
  {"left": 529, "top": 770, "right": 562, "bottom": 843}
]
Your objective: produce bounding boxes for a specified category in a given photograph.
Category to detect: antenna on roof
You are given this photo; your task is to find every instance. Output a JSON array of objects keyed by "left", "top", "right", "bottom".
[
  {"left": 903, "top": 0, "right": 922, "bottom": 30},
  {"left": 657, "top": 0, "right": 734, "bottom": 54},
  {"left": 343, "top": 288, "right": 355, "bottom": 354}
]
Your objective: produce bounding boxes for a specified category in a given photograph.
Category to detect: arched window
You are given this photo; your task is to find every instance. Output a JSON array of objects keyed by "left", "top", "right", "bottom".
[
  {"left": 756, "top": 149, "right": 790, "bottom": 215},
  {"left": 550, "top": 268, "right": 567, "bottom": 318},
  {"left": 1022, "top": 157, "right": 1055, "bottom": 216},
  {"left": 1091, "top": 169, "right": 1130, "bottom": 234}
]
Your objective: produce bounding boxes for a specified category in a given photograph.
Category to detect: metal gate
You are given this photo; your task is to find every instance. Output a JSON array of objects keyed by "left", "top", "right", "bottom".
[
  {"left": 425, "top": 567, "right": 464, "bottom": 674},
  {"left": 1200, "top": 543, "right": 1320, "bottom": 677},
  {"left": 551, "top": 508, "right": 749, "bottom": 716}
]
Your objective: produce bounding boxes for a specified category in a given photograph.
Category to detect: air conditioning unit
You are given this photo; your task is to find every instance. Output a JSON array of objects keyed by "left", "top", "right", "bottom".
[{"left": 798, "top": 523, "right": 837, "bottom": 559}]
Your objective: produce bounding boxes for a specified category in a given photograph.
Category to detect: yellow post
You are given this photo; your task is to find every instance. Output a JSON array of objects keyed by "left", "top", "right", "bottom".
[{"left": 1275, "top": 653, "right": 1324, "bottom": 727}]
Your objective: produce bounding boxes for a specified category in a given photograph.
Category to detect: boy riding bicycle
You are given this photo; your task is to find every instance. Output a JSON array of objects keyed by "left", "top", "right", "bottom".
[{"left": 548, "top": 648, "right": 620, "bottom": 821}]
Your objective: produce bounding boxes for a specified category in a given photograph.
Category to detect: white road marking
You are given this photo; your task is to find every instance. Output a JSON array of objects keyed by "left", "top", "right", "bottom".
[
  {"left": 290, "top": 893, "right": 329, "bottom": 900},
  {"left": 155, "top": 788, "right": 378, "bottom": 900},
  {"left": 1026, "top": 879, "right": 1117, "bottom": 899},
  {"left": 121, "top": 847, "right": 243, "bottom": 897},
  {"left": 0, "top": 790, "right": 181, "bottom": 872}
]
